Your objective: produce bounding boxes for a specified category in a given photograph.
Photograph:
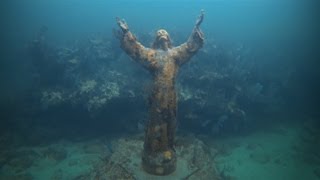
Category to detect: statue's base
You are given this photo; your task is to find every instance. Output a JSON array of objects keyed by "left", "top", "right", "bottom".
[
  {"left": 142, "top": 149, "right": 177, "bottom": 175},
  {"left": 81, "top": 134, "right": 221, "bottom": 180}
]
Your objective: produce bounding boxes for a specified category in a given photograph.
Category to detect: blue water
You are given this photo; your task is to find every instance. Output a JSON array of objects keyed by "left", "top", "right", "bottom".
[{"left": 0, "top": 0, "right": 319, "bottom": 179}]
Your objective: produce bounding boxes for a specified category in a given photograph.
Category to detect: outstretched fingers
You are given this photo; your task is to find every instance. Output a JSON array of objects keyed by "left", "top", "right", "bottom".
[
  {"left": 116, "top": 17, "right": 129, "bottom": 32},
  {"left": 195, "top": 9, "right": 205, "bottom": 28}
]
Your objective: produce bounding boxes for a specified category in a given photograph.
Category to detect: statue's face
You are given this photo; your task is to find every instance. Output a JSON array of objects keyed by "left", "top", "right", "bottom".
[
  {"left": 156, "top": 29, "right": 170, "bottom": 42},
  {"left": 153, "top": 29, "right": 172, "bottom": 50}
]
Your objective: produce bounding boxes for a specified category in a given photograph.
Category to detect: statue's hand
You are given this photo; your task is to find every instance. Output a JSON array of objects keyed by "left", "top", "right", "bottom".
[
  {"left": 116, "top": 17, "right": 129, "bottom": 33},
  {"left": 195, "top": 10, "right": 205, "bottom": 28}
]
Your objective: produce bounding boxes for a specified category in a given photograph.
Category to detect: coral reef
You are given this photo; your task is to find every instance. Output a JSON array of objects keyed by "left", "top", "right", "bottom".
[
  {"left": 41, "top": 90, "right": 65, "bottom": 108},
  {"left": 80, "top": 80, "right": 97, "bottom": 94},
  {"left": 85, "top": 82, "right": 120, "bottom": 111},
  {"left": 21, "top": 21, "right": 301, "bottom": 144}
]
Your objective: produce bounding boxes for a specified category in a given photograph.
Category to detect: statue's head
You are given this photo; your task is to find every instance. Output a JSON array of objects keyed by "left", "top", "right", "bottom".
[{"left": 152, "top": 29, "right": 172, "bottom": 51}]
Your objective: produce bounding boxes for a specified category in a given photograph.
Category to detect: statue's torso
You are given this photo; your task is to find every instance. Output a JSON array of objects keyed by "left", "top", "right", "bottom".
[
  {"left": 149, "top": 49, "right": 178, "bottom": 109},
  {"left": 151, "top": 50, "right": 179, "bottom": 87}
]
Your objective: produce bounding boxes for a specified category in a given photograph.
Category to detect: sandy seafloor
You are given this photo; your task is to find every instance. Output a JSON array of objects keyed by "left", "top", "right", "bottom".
[{"left": 0, "top": 119, "right": 319, "bottom": 180}]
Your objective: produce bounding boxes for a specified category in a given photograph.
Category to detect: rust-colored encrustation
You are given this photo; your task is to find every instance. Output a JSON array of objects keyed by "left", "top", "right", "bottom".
[{"left": 115, "top": 10, "right": 204, "bottom": 175}]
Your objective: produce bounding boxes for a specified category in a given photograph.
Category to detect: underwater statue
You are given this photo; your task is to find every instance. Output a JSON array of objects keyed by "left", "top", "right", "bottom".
[{"left": 115, "top": 10, "right": 204, "bottom": 175}]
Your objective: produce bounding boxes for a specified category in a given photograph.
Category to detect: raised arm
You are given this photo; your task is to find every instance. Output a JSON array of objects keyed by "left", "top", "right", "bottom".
[
  {"left": 173, "top": 10, "right": 205, "bottom": 65},
  {"left": 115, "top": 17, "right": 156, "bottom": 69}
]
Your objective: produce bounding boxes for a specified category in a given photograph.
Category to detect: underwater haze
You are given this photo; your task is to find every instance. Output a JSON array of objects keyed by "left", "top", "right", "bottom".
[{"left": 1, "top": 0, "right": 320, "bottom": 179}]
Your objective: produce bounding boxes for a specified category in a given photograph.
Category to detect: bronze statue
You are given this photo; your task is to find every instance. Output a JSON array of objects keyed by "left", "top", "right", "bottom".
[{"left": 115, "top": 10, "right": 204, "bottom": 175}]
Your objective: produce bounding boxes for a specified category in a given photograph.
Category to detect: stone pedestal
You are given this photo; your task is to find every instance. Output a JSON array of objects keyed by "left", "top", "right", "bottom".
[{"left": 82, "top": 135, "right": 221, "bottom": 180}]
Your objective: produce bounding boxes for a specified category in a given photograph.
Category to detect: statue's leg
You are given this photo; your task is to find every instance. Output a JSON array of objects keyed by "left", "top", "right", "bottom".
[{"left": 142, "top": 91, "right": 177, "bottom": 175}]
